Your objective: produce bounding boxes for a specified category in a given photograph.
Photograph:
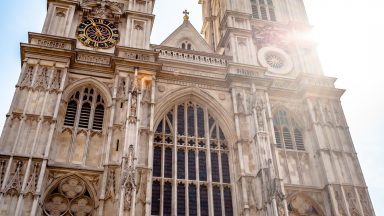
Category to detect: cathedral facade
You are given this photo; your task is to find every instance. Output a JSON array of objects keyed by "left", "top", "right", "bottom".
[{"left": 0, "top": 0, "right": 375, "bottom": 215}]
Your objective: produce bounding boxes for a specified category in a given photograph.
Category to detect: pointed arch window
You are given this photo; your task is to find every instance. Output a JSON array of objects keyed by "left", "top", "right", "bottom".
[
  {"left": 273, "top": 110, "right": 305, "bottom": 151},
  {"left": 251, "top": 0, "right": 276, "bottom": 21},
  {"left": 151, "top": 101, "right": 233, "bottom": 215},
  {"left": 64, "top": 87, "right": 105, "bottom": 131}
]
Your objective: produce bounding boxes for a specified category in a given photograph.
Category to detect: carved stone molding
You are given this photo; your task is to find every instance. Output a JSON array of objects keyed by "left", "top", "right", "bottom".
[{"left": 76, "top": 53, "right": 111, "bottom": 65}]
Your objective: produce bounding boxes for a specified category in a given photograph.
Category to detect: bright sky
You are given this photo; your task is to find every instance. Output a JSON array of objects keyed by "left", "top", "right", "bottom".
[{"left": 0, "top": 0, "right": 382, "bottom": 214}]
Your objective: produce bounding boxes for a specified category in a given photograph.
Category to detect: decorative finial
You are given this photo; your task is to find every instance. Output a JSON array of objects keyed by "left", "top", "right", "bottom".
[{"left": 183, "top": 9, "right": 189, "bottom": 20}]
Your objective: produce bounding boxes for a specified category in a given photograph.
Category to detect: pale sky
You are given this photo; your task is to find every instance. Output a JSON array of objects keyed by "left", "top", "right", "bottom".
[{"left": 0, "top": 0, "right": 383, "bottom": 214}]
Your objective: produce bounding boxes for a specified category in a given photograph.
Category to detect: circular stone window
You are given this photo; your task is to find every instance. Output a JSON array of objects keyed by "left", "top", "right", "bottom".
[{"left": 258, "top": 47, "right": 293, "bottom": 74}]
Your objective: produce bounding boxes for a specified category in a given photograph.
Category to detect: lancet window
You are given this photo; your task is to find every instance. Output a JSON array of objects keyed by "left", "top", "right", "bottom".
[
  {"left": 251, "top": 0, "right": 276, "bottom": 21},
  {"left": 151, "top": 101, "right": 233, "bottom": 216},
  {"left": 273, "top": 110, "right": 305, "bottom": 151},
  {"left": 181, "top": 41, "right": 193, "bottom": 50},
  {"left": 64, "top": 87, "right": 105, "bottom": 131}
]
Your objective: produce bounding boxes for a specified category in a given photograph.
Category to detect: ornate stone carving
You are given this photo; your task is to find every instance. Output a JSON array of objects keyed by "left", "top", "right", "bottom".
[
  {"left": 43, "top": 175, "right": 95, "bottom": 216},
  {"left": 157, "top": 48, "right": 227, "bottom": 66},
  {"left": 76, "top": 53, "right": 110, "bottom": 65},
  {"left": 124, "top": 52, "right": 153, "bottom": 62},
  {"left": 55, "top": 8, "right": 67, "bottom": 17},
  {"left": 44, "top": 194, "right": 69, "bottom": 216},
  {"left": 70, "top": 196, "right": 93, "bottom": 215},
  {"left": 122, "top": 145, "right": 136, "bottom": 211},
  {"left": 288, "top": 194, "right": 322, "bottom": 216},
  {"left": 345, "top": 186, "right": 362, "bottom": 216},
  {"left": 37, "top": 40, "right": 65, "bottom": 49},
  {"left": 59, "top": 177, "right": 86, "bottom": 199},
  {"left": 24, "top": 162, "right": 40, "bottom": 195},
  {"left": 50, "top": 69, "right": 62, "bottom": 91},
  {"left": 4, "top": 160, "right": 24, "bottom": 194},
  {"left": 34, "top": 66, "right": 49, "bottom": 90},
  {"left": 105, "top": 168, "right": 116, "bottom": 199},
  {"left": 20, "top": 65, "right": 34, "bottom": 87},
  {"left": 129, "top": 91, "right": 138, "bottom": 123}
]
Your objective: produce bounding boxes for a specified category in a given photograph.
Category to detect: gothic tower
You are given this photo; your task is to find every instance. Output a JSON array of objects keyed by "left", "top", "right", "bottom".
[{"left": 0, "top": 0, "right": 375, "bottom": 216}]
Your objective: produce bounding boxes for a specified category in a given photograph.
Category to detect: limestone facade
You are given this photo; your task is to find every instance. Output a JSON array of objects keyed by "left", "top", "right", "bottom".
[{"left": 0, "top": 0, "right": 375, "bottom": 216}]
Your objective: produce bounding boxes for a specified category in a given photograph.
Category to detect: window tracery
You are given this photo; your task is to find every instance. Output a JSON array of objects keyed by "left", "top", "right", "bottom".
[
  {"left": 151, "top": 101, "right": 233, "bottom": 215},
  {"left": 251, "top": 0, "right": 276, "bottom": 21},
  {"left": 64, "top": 87, "right": 105, "bottom": 131},
  {"left": 43, "top": 176, "right": 95, "bottom": 216},
  {"left": 273, "top": 110, "right": 305, "bottom": 151}
]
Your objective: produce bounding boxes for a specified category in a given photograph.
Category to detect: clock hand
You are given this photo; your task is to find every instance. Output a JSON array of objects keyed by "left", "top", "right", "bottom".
[{"left": 90, "top": 19, "right": 103, "bottom": 36}]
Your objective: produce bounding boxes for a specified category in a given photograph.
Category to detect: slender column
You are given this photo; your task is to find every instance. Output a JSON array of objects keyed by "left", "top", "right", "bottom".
[
  {"left": 144, "top": 76, "right": 156, "bottom": 215},
  {"left": 97, "top": 73, "right": 120, "bottom": 216},
  {"left": 118, "top": 67, "right": 141, "bottom": 216},
  {"left": 230, "top": 88, "right": 248, "bottom": 216}
]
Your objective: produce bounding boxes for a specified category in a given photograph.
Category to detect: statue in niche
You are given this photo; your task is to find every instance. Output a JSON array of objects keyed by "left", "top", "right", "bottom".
[
  {"left": 237, "top": 92, "right": 247, "bottom": 114},
  {"left": 255, "top": 99, "right": 265, "bottom": 131}
]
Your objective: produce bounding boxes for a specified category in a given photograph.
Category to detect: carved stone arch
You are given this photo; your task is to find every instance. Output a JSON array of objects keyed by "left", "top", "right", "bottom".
[
  {"left": 42, "top": 173, "right": 99, "bottom": 216},
  {"left": 62, "top": 77, "right": 112, "bottom": 107},
  {"left": 154, "top": 86, "right": 236, "bottom": 144},
  {"left": 286, "top": 192, "right": 325, "bottom": 216}
]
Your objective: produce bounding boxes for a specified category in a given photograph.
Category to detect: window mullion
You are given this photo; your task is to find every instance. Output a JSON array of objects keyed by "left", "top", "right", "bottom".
[
  {"left": 204, "top": 107, "right": 214, "bottom": 216},
  {"left": 68, "top": 88, "right": 84, "bottom": 163},
  {"left": 172, "top": 104, "right": 177, "bottom": 216},
  {"left": 88, "top": 90, "right": 97, "bottom": 130},
  {"left": 74, "top": 88, "right": 85, "bottom": 130}
]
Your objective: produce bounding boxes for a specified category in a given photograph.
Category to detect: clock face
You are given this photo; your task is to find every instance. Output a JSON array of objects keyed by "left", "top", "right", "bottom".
[{"left": 77, "top": 18, "right": 120, "bottom": 49}]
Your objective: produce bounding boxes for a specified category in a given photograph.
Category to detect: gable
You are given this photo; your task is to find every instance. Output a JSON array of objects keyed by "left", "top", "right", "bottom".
[{"left": 161, "top": 20, "right": 213, "bottom": 53}]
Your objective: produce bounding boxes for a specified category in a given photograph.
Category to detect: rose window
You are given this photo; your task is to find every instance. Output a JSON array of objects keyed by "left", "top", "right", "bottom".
[
  {"left": 265, "top": 53, "right": 284, "bottom": 69},
  {"left": 258, "top": 46, "right": 294, "bottom": 75}
]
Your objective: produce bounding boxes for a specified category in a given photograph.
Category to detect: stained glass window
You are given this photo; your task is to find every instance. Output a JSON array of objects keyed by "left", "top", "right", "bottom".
[
  {"left": 189, "top": 184, "right": 197, "bottom": 216},
  {"left": 177, "top": 150, "right": 185, "bottom": 179},
  {"left": 151, "top": 181, "right": 161, "bottom": 215},
  {"left": 151, "top": 101, "right": 233, "bottom": 215},
  {"left": 213, "top": 186, "right": 222, "bottom": 216},
  {"left": 153, "top": 147, "right": 162, "bottom": 177},
  {"left": 199, "top": 151, "right": 207, "bottom": 181},
  {"left": 200, "top": 185, "right": 209, "bottom": 216},
  {"left": 188, "top": 150, "right": 196, "bottom": 180},
  {"left": 177, "top": 183, "right": 186, "bottom": 215},
  {"left": 163, "top": 182, "right": 172, "bottom": 215}
]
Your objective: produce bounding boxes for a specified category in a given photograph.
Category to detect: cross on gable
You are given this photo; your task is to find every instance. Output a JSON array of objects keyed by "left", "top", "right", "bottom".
[{"left": 183, "top": 9, "right": 189, "bottom": 20}]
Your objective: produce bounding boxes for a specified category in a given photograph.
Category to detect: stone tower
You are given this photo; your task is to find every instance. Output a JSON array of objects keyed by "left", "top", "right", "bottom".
[{"left": 0, "top": 0, "right": 375, "bottom": 216}]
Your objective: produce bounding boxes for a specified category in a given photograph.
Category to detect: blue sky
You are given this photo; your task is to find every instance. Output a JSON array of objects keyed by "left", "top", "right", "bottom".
[{"left": 0, "top": 0, "right": 383, "bottom": 214}]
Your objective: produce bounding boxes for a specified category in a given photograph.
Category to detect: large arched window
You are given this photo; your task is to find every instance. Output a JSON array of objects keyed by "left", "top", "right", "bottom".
[
  {"left": 273, "top": 110, "right": 305, "bottom": 151},
  {"left": 151, "top": 101, "right": 233, "bottom": 216},
  {"left": 250, "top": 0, "right": 276, "bottom": 21},
  {"left": 64, "top": 87, "right": 105, "bottom": 131}
]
